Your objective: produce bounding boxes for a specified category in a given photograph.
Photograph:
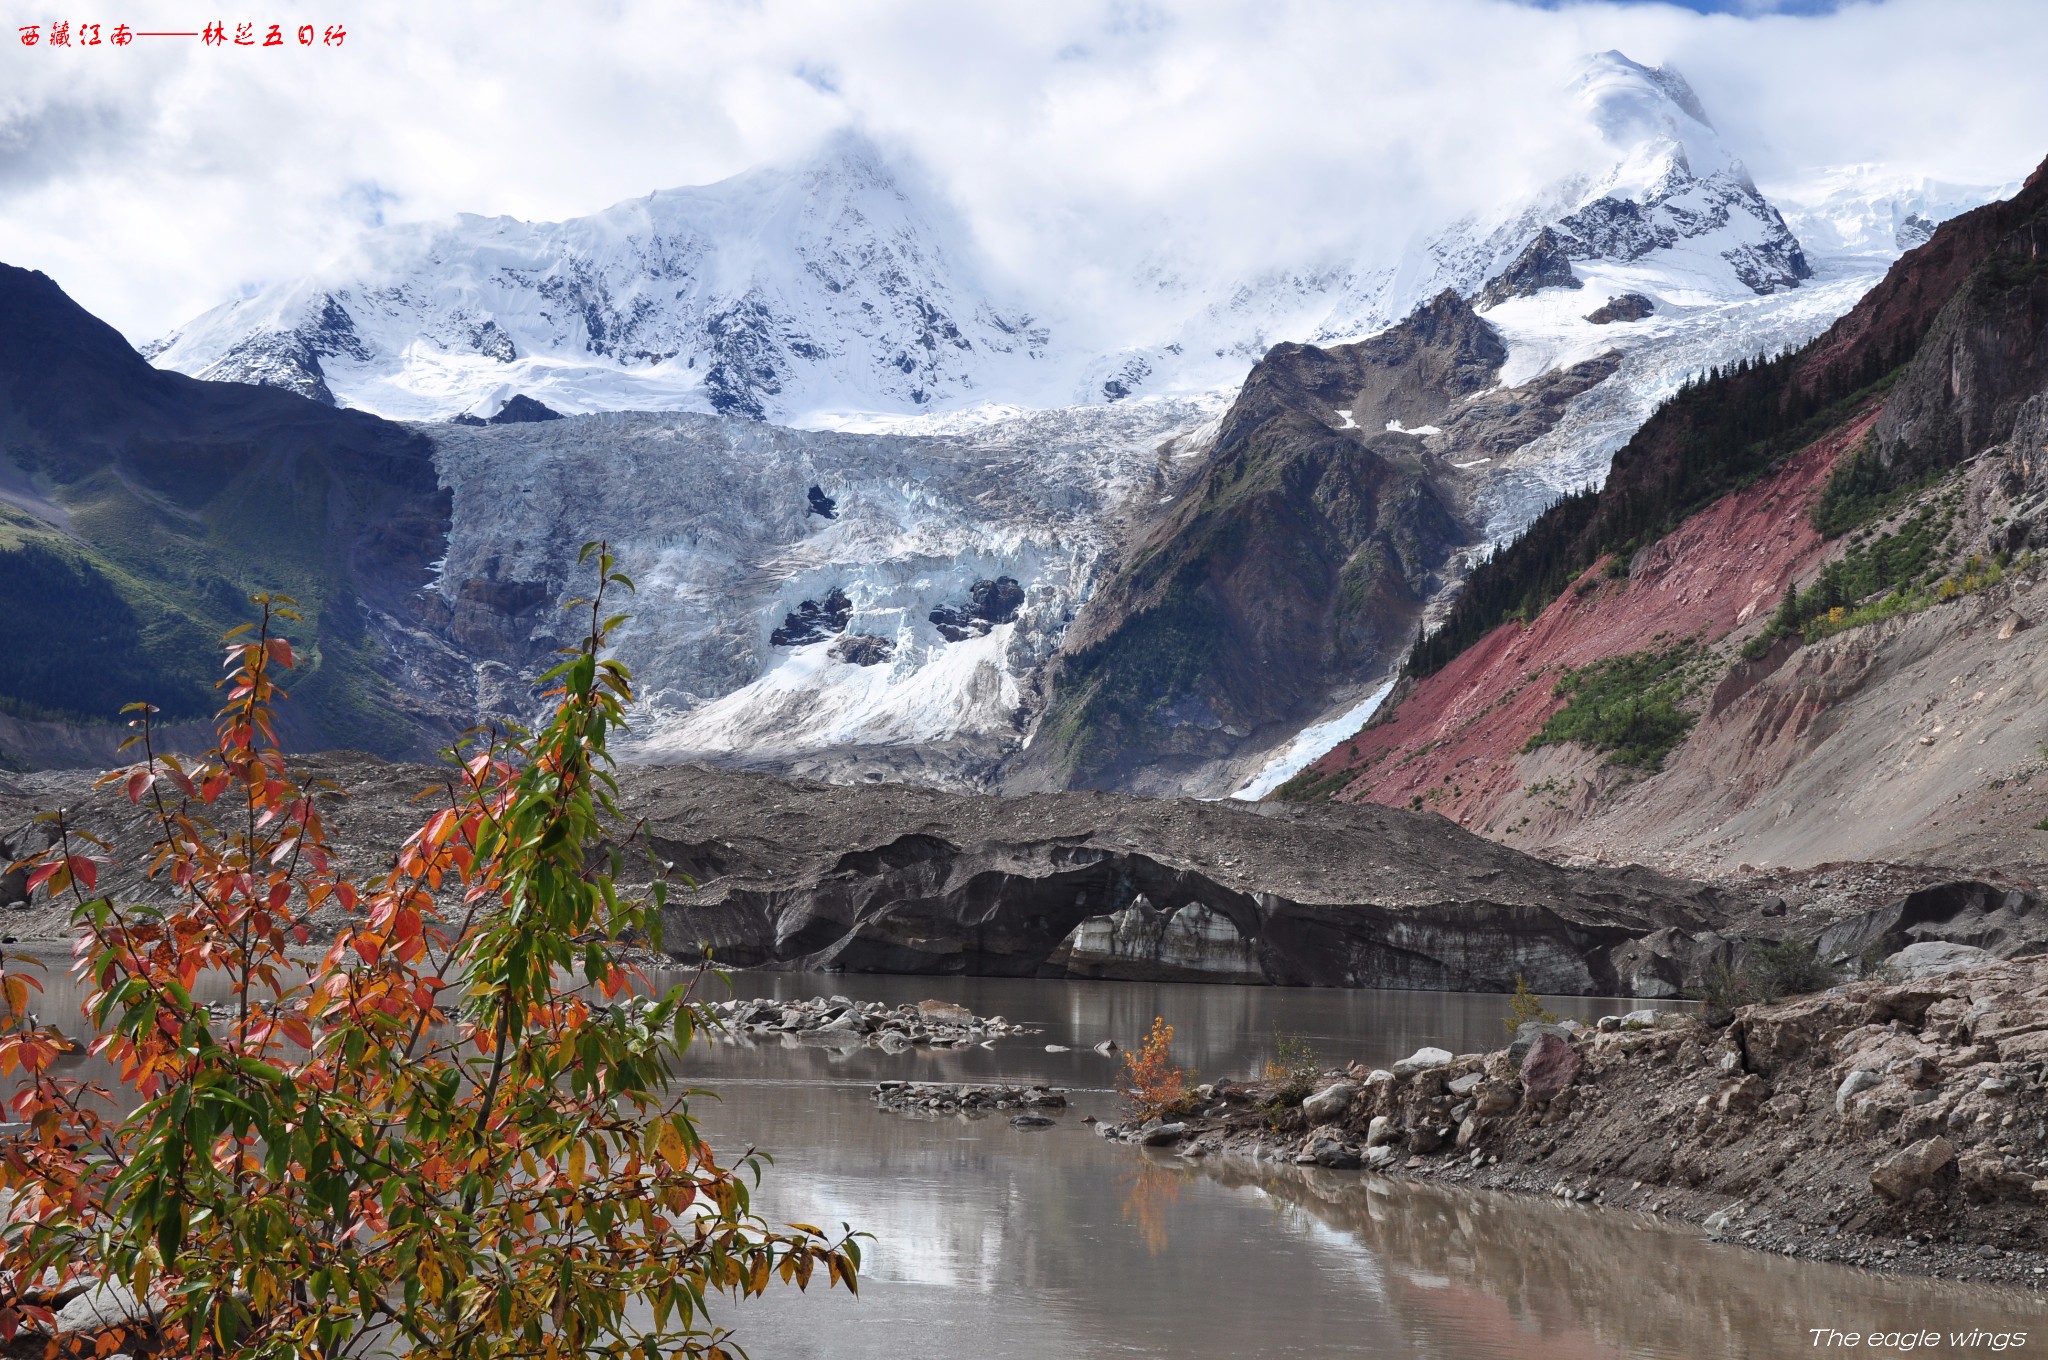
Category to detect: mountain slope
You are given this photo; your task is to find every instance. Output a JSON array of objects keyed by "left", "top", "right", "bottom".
[
  {"left": 0, "top": 264, "right": 453, "bottom": 764},
  {"left": 1011, "top": 293, "right": 1618, "bottom": 794},
  {"left": 144, "top": 53, "right": 1979, "bottom": 438},
  {"left": 1281, "top": 154, "right": 2048, "bottom": 876}
]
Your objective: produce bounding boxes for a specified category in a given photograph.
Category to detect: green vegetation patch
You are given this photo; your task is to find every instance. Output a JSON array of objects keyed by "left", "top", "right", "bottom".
[
  {"left": 1809, "top": 436, "right": 1946, "bottom": 538},
  {"left": 1743, "top": 474, "right": 2009, "bottom": 660},
  {"left": 1525, "top": 641, "right": 1699, "bottom": 771},
  {"left": 0, "top": 538, "right": 216, "bottom": 723}
]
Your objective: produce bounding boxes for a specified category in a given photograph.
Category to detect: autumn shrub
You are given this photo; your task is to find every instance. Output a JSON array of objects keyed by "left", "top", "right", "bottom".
[
  {"left": 0, "top": 544, "right": 859, "bottom": 1358},
  {"left": 1119, "top": 1016, "right": 1192, "bottom": 1119}
]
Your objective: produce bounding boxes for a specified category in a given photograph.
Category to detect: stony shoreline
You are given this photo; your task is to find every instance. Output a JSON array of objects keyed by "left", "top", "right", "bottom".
[{"left": 1109, "top": 958, "right": 2048, "bottom": 1291}]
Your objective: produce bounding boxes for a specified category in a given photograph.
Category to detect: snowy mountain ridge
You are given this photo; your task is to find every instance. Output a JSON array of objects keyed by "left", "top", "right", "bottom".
[
  {"left": 147, "top": 131, "right": 1054, "bottom": 424},
  {"left": 146, "top": 52, "right": 1996, "bottom": 431}
]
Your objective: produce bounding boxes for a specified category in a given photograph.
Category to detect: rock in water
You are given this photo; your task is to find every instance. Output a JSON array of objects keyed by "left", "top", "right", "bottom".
[
  {"left": 1520, "top": 1032, "right": 1582, "bottom": 1104},
  {"left": 1140, "top": 1122, "right": 1188, "bottom": 1147},
  {"left": 1010, "top": 1112, "right": 1056, "bottom": 1129},
  {"left": 1870, "top": 1137, "right": 1957, "bottom": 1202},
  {"left": 916, "top": 999, "right": 975, "bottom": 1026}
]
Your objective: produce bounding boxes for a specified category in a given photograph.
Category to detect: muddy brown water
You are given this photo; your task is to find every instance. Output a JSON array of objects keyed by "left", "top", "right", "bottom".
[
  {"left": 12, "top": 956, "right": 2046, "bottom": 1356},
  {"left": 674, "top": 971, "right": 2048, "bottom": 1360}
]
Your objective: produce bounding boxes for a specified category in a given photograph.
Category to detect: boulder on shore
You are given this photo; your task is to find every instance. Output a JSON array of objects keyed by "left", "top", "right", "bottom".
[
  {"left": 1870, "top": 1137, "right": 1957, "bottom": 1202},
  {"left": 1302, "top": 1081, "right": 1357, "bottom": 1124},
  {"left": 1520, "top": 1032, "right": 1581, "bottom": 1104},
  {"left": 1392, "top": 1047, "right": 1453, "bottom": 1076}
]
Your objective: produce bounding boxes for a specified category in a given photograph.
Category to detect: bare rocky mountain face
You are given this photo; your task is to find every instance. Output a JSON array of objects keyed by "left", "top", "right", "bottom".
[{"left": 1008, "top": 292, "right": 1619, "bottom": 794}]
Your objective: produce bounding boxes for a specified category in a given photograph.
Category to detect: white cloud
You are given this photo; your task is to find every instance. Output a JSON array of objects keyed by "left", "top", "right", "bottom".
[{"left": 0, "top": 0, "right": 2042, "bottom": 342}]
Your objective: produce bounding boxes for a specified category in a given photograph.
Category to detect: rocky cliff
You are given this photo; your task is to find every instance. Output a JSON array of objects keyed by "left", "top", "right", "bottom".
[{"left": 1013, "top": 292, "right": 1618, "bottom": 794}]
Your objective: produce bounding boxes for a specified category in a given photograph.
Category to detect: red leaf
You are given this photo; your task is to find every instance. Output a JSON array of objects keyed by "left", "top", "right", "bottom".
[
  {"left": 124, "top": 769, "right": 154, "bottom": 804},
  {"left": 68, "top": 856, "right": 96, "bottom": 892},
  {"left": 266, "top": 636, "right": 295, "bottom": 669}
]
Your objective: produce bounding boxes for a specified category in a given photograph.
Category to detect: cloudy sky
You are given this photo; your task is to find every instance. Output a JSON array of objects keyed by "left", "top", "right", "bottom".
[{"left": 1, "top": 0, "right": 2044, "bottom": 342}]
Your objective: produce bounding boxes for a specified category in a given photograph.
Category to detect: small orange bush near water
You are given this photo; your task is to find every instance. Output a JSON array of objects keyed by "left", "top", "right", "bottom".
[{"left": 1119, "top": 1016, "right": 1193, "bottom": 1118}]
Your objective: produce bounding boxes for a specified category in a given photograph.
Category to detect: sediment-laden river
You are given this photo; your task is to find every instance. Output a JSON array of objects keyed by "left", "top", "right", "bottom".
[{"left": 681, "top": 971, "right": 2048, "bottom": 1360}]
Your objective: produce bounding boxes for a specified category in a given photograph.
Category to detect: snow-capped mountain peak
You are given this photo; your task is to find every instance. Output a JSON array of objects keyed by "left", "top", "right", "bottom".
[
  {"left": 146, "top": 52, "right": 2010, "bottom": 439},
  {"left": 1572, "top": 50, "right": 1741, "bottom": 195},
  {"left": 148, "top": 130, "right": 1053, "bottom": 424}
]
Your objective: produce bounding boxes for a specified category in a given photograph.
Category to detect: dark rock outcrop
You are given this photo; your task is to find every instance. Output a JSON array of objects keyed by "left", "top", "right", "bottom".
[
  {"left": 614, "top": 763, "right": 1747, "bottom": 993},
  {"left": 770, "top": 587, "right": 854, "bottom": 646},
  {"left": 929, "top": 576, "right": 1024, "bottom": 641},
  {"left": 806, "top": 484, "right": 838, "bottom": 518},
  {"left": 453, "top": 394, "right": 563, "bottom": 426},
  {"left": 0, "top": 752, "right": 1768, "bottom": 994},
  {"left": 1868, "top": 193, "right": 2048, "bottom": 485},
  {"left": 1477, "top": 228, "right": 1582, "bottom": 310},
  {"left": 489, "top": 394, "right": 563, "bottom": 424},
  {"left": 1815, "top": 881, "right": 2048, "bottom": 970},
  {"left": 1896, "top": 214, "right": 1937, "bottom": 252},
  {"left": 1585, "top": 293, "right": 1655, "bottom": 324}
]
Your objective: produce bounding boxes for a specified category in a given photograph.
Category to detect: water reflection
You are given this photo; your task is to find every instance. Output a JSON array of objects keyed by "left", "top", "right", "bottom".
[
  {"left": 12, "top": 957, "right": 2044, "bottom": 1358},
  {"left": 683, "top": 972, "right": 2045, "bottom": 1360}
]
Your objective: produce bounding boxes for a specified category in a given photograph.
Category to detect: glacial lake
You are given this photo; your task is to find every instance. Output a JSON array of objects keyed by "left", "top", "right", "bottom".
[{"left": 677, "top": 970, "right": 2048, "bottom": 1360}]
